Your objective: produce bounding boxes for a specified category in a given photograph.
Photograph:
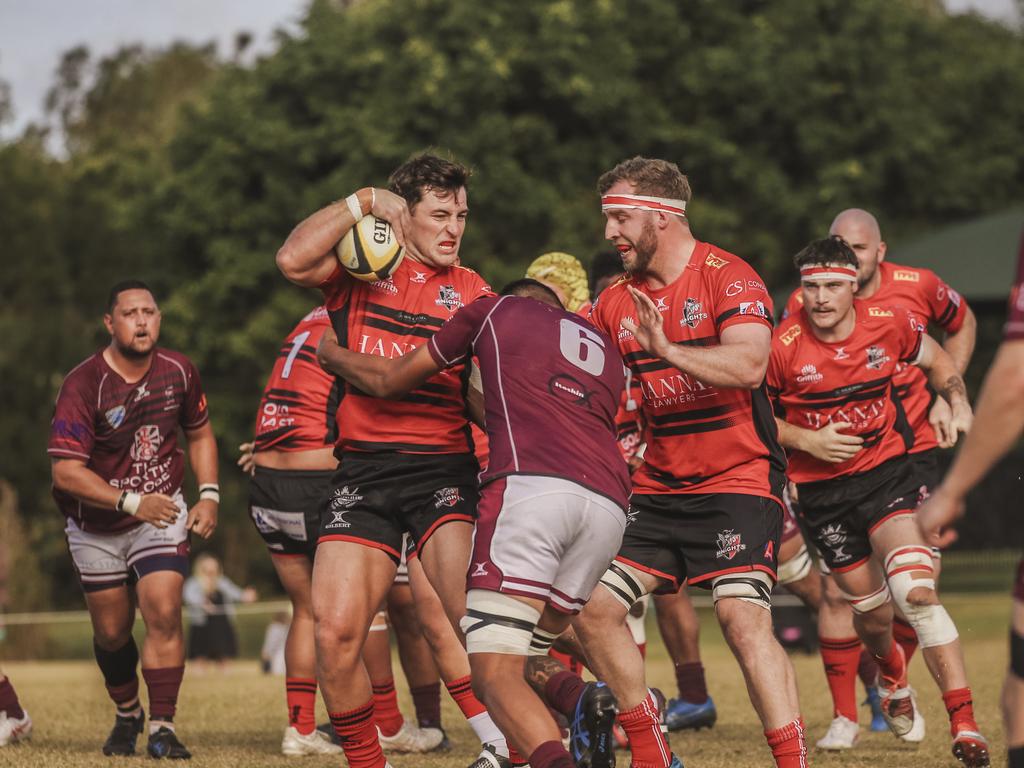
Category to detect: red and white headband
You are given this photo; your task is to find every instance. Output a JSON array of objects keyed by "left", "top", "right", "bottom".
[
  {"left": 800, "top": 264, "right": 858, "bottom": 283},
  {"left": 601, "top": 193, "right": 687, "bottom": 218}
]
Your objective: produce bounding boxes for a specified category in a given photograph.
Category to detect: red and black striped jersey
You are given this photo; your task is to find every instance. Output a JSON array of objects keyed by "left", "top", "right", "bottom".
[
  {"left": 768, "top": 302, "right": 923, "bottom": 484},
  {"left": 254, "top": 306, "right": 340, "bottom": 453},
  {"left": 784, "top": 261, "right": 968, "bottom": 454},
  {"left": 589, "top": 241, "right": 786, "bottom": 501},
  {"left": 320, "top": 258, "right": 494, "bottom": 454}
]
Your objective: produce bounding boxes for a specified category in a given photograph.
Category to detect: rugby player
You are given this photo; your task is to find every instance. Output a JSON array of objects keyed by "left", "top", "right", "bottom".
[
  {"left": 318, "top": 277, "right": 631, "bottom": 768},
  {"left": 565, "top": 156, "right": 806, "bottom": 768},
  {"left": 782, "top": 209, "right": 977, "bottom": 746},
  {"left": 0, "top": 670, "right": 31, "bottom": 746},
  {"left": 769, "top": 237, "right": 989, "bottom": 766},
  {"left": 275, "top": 154, "right": 508, "bottom": 768},
  {"left": 48, "top": 280, "right": 218, "bottom": 759},
  {"left": 917, "top": 231, "right": 1024, "bottom": 768}
]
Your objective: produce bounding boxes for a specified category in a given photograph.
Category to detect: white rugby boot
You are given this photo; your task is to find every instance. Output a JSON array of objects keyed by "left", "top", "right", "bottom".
[
  {"left": 815, "top": 715, "right": 860, "bottom": 750},
  {"left": 0, "top": 710, "right": 32, "bottom": 746},
  {"left": 378, "top": 720, "right": 445, "bottom": 752},
  {"left": 281, "top": 725, "right": 344, "bottom": 755},
  {"left": 899, "top": 694, "right": 925, "bottom": 743}
]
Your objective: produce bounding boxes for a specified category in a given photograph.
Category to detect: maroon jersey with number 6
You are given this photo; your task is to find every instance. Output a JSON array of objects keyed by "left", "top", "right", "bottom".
[
  {"left": 48, "top": 348, "right": 209, "bottom": 533},
  {"left": 428, "top": 295, "right": 630, "bottom": 509}
]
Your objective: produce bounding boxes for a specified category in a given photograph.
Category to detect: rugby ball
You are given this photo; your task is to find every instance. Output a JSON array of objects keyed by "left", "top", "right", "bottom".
[{"left": 336, "top": 215, "right": 405, "bottom": 282}]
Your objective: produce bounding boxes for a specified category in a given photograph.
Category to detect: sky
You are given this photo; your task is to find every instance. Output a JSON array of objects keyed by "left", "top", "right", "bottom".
[{"left": 0, "top": 0, "right": 1018, "bottom": 141}]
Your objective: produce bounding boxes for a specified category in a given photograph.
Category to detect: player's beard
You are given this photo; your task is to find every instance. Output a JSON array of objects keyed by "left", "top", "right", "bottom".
[
  {"left": 624, "top": 219, "right": 658, "bottom": 276},
  {"left": 117, "top": 335, "right": 155, "bottom": 359}
]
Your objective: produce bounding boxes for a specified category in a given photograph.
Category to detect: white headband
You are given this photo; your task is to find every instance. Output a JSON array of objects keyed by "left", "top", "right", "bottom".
[
  {"left": 800, "top": 264, "right": 858, "bottom": 283},
  {"left": 601, "top": 193, "right": 687, "bottom": 218}
]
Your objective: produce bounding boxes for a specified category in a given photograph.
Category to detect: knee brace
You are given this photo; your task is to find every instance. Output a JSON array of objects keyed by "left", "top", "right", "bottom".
[
  {"left": 625, "top": 595, "right": 650, "bottom": 645},
  {"left": 711, "top": 570, "right": 774, "bottom": 610},
  {"left": 528, "top": 627, "right": 559, "bottom": 656},
  {"left": 1011, "top": 629, "right": 1024, "bottom": 680},
  {"left": 459, "top": 590, "right": 540, "bottom": 656},
  {"left": 777, "top": 543, "right": 813, "bottom": 585},
  {"left": 840, "top": 582, "right": 891, "bottom": 614},
  {"left": 599, "top": 561, "right": 649, "bottom": 611},
  {"left": 885, "top": 546, "right": 958, "bottom": 647},
  {"left": 369, "top": 610, "right": 389, "bottom": 632}
]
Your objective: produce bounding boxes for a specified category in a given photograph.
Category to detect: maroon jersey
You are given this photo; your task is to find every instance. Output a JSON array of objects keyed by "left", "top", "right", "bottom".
[
  {"left": 320, "top": 259, "right": 494, "bottom": 454},
  {"left": 428, "top": 295, "right": 630, "bottom": 509},
  {"left": 768, "top": 302, "right": 923, "bottom": 484},
  {"left": 1007, "top": 232, "right": 1024, "bottom": 341},
  {"left": 589, "top": 242, "right": 785, "bottom": 501},
  {"left": 254, "top": 306, "right": 340, "bottom": 452},
  {"left": 784, "top": 261, "right": 968, "bottom": 453},
  {"left": 48, "top": 348, "right": 209, "bottom": 533}
]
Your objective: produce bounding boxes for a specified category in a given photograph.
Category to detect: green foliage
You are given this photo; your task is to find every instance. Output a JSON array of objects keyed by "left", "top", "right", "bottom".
[{"left": 1, "top": 0, "right": 1022, "bottom": 607}]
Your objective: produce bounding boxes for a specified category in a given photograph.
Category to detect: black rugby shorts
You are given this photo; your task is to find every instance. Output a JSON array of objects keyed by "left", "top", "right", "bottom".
[{"left": 248, "top": 466, "right": 333, "bottom": 559}]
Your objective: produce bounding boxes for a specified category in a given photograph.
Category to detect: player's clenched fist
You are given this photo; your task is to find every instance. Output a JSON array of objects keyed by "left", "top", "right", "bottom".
[
  {"left": 804, "top": 421, "right": 864, "bottom": 464},
  {"left": 135, "top": 493, "right": 181, "bottom": 528},
  {"left": 186, "top": 499, "right": 218, "bottom": 539}
]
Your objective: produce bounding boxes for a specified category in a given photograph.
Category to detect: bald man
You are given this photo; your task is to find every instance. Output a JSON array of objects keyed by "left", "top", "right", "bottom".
[{"left": 781, "top": 209, "right": 977, "bottom": 750}]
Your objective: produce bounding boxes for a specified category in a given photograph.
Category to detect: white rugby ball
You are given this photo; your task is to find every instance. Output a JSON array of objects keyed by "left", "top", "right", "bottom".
[{"left": 336, "top": 214, "right": 405, "bottom": 282}]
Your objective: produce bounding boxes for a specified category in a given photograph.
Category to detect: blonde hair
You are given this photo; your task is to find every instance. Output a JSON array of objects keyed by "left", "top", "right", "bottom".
[{"left": 525, "top": 252, "right": 590, "bottom": 313}]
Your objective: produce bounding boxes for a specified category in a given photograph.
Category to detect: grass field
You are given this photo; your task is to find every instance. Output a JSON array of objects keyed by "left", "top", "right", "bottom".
[{"left": 0, "top": 594, "right": 1011, "bottom": 767}]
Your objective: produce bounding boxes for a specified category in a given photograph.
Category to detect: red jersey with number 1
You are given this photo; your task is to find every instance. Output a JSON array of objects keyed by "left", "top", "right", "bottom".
[
  {"left": 254, "top": 306, "right": 340, "bottom": 453},
  {"left": 320, "top": 258, "right": 494, "bottom": 454},
  {"left": 784, "top": 261, "right": 968, "bottom": 453},
  {"left": 768, "top": 302, "right": 923, "bottom": 484},
  {"left": 589, "top": 242, "right": 786, "bottom": 500}
]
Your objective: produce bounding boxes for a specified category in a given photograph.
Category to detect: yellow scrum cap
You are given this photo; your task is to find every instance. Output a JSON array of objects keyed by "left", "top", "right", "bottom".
[{"left": 525, "top": 252, "right": 590, "bottom": 313}]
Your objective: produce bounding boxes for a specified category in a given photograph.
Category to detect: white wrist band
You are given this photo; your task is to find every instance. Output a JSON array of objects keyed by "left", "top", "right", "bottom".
[
  {"left": 121, "top": 492, "right": 142, "bottom": 516},
  {"left": 345, "top": 193, "right": 364, "bottom": 223},
  {"left": 200, "top": 488, "right": 220, "bottom": 504}
]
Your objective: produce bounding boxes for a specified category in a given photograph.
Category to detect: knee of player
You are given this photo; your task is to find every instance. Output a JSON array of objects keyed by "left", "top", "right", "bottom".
[
  {"left": 314, "top": 613, "right": 365, "bottom": 652},
  {"left": 94, "top": 627, "right": 134, "bottom": 651},
  {"left": 905, "top": 584, "right": 938, "bottom": 607},
  {"left": 144, "top": 607, "right": 182, "bottom": 639}
]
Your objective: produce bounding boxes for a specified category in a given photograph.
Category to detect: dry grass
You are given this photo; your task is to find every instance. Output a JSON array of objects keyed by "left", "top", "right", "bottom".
[{"left": 0, "top": 594, "right": 1009, "bottom": 767}]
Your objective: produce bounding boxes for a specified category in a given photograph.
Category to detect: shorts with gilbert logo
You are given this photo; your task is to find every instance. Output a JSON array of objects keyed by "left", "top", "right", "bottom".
[
  {"left": 615, "top": 492, "right": 781, "bottom": 592},
  {"left": 318, "top": 451, "right": 479, "bottom": 563},
  {"left": 249, "top": 466, "right": 333, "bottom": 559},
  {"left": 65, "top": 494, "right": 189, "bottom": 592},
  {"left": 797, "top": 455, "right": 919, "bottom": 573}
]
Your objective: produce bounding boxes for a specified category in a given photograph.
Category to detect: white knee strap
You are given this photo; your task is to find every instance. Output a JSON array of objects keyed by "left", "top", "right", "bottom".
[
  {"left": 528, "top": 627, "right": 559, "bottom": 656},
  {"left": 625, "top": 594, "right": 650, "bottom": 645},
  {"left": 777, "top": 543, "right": 813, "bottom": 585},
  {"left": 885, "top": 546, "right": 958, "bottom": 647},
  {"left": 460, "top": 589, "right": 540, "bottom": 656},
  {"left": 711, "top": 570, "right": 774, "bottom": 609},
  {"left": 841, "top": 582, "right": 891, "bottom": 614},
  {"left": 599, "top": 561, "right": 650, "bottom": 611}
]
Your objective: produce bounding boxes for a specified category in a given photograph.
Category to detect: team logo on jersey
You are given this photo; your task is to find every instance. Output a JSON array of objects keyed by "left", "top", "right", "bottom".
[
  {"left": 865, "top": 345, "right": 890, "bottom": 370},
  {"left": 133, "top": 382, "right": 150, "bottom": 402},
  {"left": 411, "top": 270, "right": 428, "bottom": 284},
  {"left": 739, "top": 300, "right": 767, "bottom": 318},
  {"left": 893, "top": 269, "right": 919, "bottom": 282},
  {"left": 129, "top": 425, "right": 162, "bottom": 461},
  {"left": 947, "top": 288, "right": 962, "bottom": 308},
  {"left": 715, "top": 529, "right": 746, "bottom": 560},
  {"left": 436, "top": 285, "right": 463, "bottom": 310},
  {"left": 704, "top": 253, "right": 727, "bottom": 269},
  {"left": 654, "top": 296, "right": 670, "bottom": 312},
  {"left": 868, "top": 307, "right": 893, "bottom": 317},
  {"left": 105, "top": 406, "right": 126, "bottom": 429},
  {"left": 433, "top": 487, "right": 463, "bottom": 508},
  {"left": 470, "top": 562, "right": 489, "bottom": 577},
  {"left": 797, "top": 363, "right": 824, "bottom": 383},
  {"left": 549, "top": 374, "right": 594, "bottom": 409},
  {"left": 681, "top": 298, "right": 708, "bottom": 328},
  {"left": 725, "top": 280, "right": 743, "bottom": 297},
  {"left": 820, "top": 523, "right": 847, "bottom": 547},
  {"left": 369, "top": 277, "right": 399, "bottom": 295},
  {"left": 617, "top": 321, "right": 635, "bottom": 342},
  {"left": 780, "top": 325, "right": 801, "bottom": 346},
  {"left": 833, "top": 346, "right": 849, "bottom": 360}
]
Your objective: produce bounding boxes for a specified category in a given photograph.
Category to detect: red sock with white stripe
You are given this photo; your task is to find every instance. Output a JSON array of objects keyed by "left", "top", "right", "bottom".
[
  {"left": 329, "top": 700, "right": 387, "bottom": 768},
  {"left": 765, "top": 717, "right": 807, "bottom": 768},
  {"left": 617, "top": 690, "right": 671, "bottom": 768},
  {"left": 286, "top": 677, "right": 317, "bottom": 735},
  {"left": 372, "top": 678, "right": 404, "bottom": 737},
  {"left": 446, "top": 676, "right": 507, "bottom": 756}
]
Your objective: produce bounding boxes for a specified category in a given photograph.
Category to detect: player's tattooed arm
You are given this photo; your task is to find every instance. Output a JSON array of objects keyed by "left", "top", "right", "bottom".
[
  {"left": 939, "top": 375, "right": 967, "bottom": 403},
  {"left": 524, "top": 654, "right": 568, "bottom": 698},
  {"left": 317, "top": 327, "right": 441, "bottom": 399},
  {"left": 918, "top": 334, "right": 972, "bottom": 439}
]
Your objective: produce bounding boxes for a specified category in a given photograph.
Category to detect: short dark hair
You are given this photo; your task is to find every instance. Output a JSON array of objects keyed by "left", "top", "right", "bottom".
[
  {"left": 793, "top": 235, "right": 858, "bottom": 271},
  {"left": 500, "top": 278, "right": 563, "bottom": 308},
  {"left": 589, "top": 250, "right": 624, "bottom": 293},
  {"left": 387, "top": 152, "right": 470, "bottom": 209},
  {"left": 107, "top": 279, "right": 154, "bottom": 312},
  {"left": 597, "top": 156, "right": 691, "bottom": 202}
]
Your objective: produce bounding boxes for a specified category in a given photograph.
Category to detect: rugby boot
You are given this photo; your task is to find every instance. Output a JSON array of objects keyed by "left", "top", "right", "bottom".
[
  {"left": 569, "top": 682, "right": 618, "bottom": 768},
  {"left": 815, "top": 715, "right": 859, "bottom": 750},
  {"left": 876, "top": 644, "right": 916, "bottom": 738},
  {"left": 102, "top": 711, "right": 144, "bottom": 756},
  {"left": 663, "top": 696, "right": 717, "bottom": 731},
  {"left": 864, "top": 686, "right": 889, "bottom": 732},
  {"left": 281, "top": 725, "right": 343, "bottom": 755},
  {"left": 467, "top": 744, "right": 512, "bottom": 768},
  {"left": 952, "top": 727, "right": 991, "bottom": 768},
  {"left": 0, "top": 709, "right": 32, "bottom": 746},
  {"left": 668, "top": 755, "right": 685, "bottom": 768},
  {"left": 147, "top": 726, "right": 192, "bottom": 759},
  {"left": 420, "top": 726, "right": 451, "bottom": 751},
  {"left": 378, "top": 721, "right": 446, "bottom": 752},
  {"left": 899, "top": 694, "right": 925, "bottom": 743}
]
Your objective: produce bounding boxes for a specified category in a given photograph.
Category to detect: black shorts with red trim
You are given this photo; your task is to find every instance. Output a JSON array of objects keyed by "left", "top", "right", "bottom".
[
  {"left": 797, "top": 455, "right": 918, "bottom": 573},
  {"left": 248, "top": 466, "right": 333, "bottom": 559},
  {"left": 615, "top": 492, "right": 781, "bottom": 592},
  {"left": 318, "top": 451, "right": 479, "bottom": 563},
  {"left": 909, "top": 447, "right": 942, "bottom": 505}
]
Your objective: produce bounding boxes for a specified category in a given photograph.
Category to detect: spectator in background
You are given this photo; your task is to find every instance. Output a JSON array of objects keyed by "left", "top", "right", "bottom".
[
  {"left": 184, "top": 553, "right": 256, "bottom": 671},
  {"left": 261, "top": 611, "right": 291, "bottom": 676}
]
